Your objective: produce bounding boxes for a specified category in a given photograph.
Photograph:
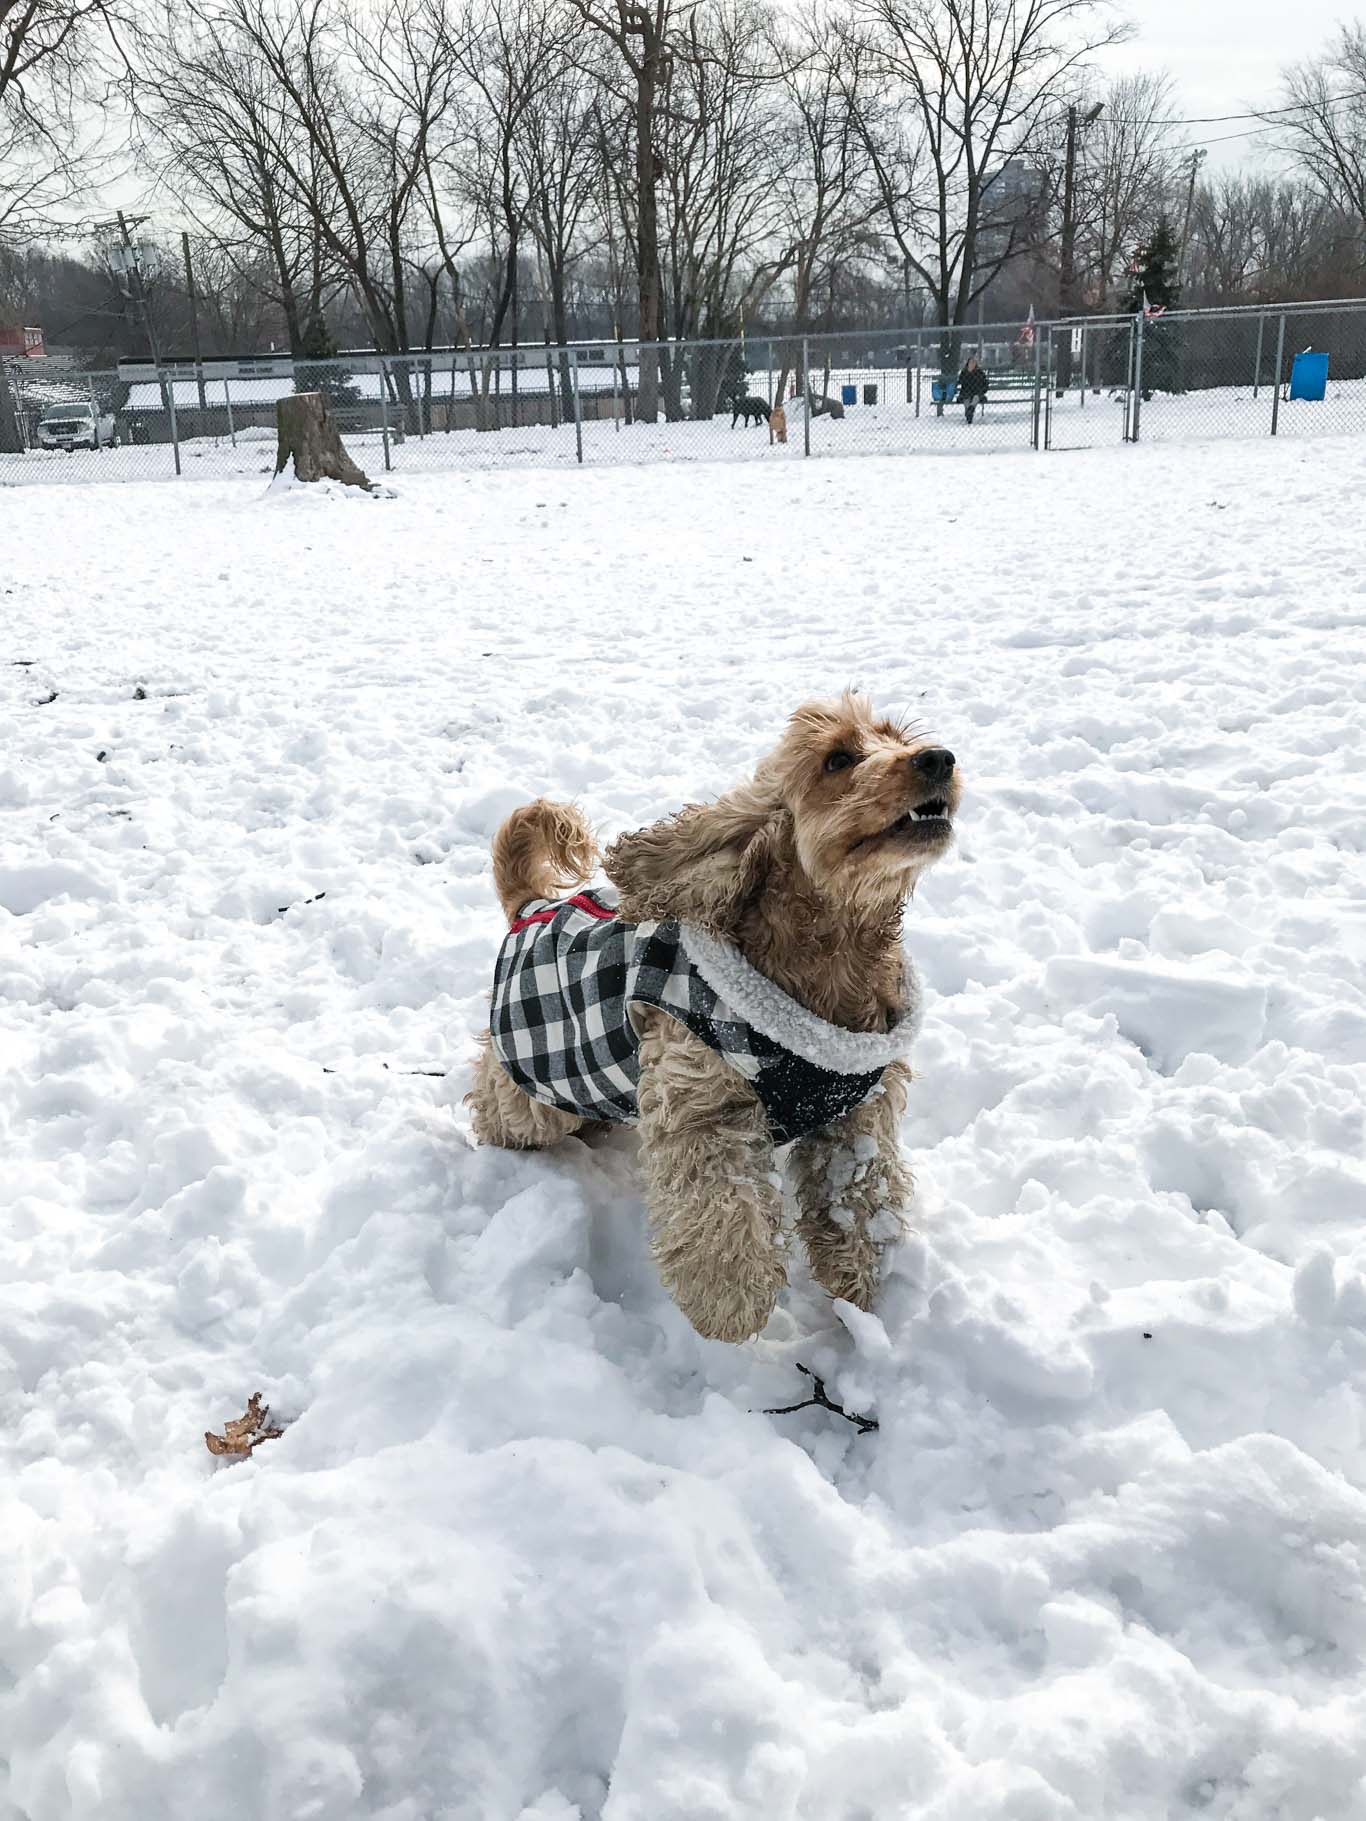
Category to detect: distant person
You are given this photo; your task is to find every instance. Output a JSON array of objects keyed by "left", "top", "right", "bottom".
[{"left": 958, "top": 356, "right": 988, "bottom": 424}]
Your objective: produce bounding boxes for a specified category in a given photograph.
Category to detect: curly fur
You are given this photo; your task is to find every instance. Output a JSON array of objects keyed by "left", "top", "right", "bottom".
[
  {"left": 468, "top": 693, "right": 959, "bottom": 1340},
  {"left": 490, "top": 799, "right": 598, "bottom": 923}
]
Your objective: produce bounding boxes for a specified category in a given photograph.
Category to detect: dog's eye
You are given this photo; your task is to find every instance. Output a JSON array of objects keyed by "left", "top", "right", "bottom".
[{"left": 824, "top": 750, "right": 859, "bottom": 774}]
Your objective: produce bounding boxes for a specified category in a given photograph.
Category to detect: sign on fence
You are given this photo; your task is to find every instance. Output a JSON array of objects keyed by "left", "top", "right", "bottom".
[{"left": 118, "top": 355, "right": 295, "bottom": 382}]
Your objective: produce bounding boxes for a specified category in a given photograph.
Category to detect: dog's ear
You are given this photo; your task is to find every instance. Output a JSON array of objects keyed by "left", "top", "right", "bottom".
[{"left": 604, "top": 784, "right": 783, "bottom": 935}]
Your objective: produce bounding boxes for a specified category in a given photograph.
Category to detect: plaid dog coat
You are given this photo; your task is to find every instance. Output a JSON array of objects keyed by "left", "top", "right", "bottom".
[{"left": 488, "top": 888, "right": 921, "bottom": 1145}]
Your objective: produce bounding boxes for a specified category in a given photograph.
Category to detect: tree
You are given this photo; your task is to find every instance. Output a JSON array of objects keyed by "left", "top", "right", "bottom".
[
  {"left": 1125, "top": 216, "right": 1181, "bottom": 313},
  {"left": 137, "top": 0, "right": 332, "bottom": 354},
  {"left": 516, "top": 39, "right": 600, "bottom": 402},
  {"left": 768, "top": 14, "right": 875, "bottom": 404},
  {"left": 847, "top": 0, "right": 1127, "bottom": 331},
  {"left": 569, "top": 0, "right": 679, "bottom": 420},
  {"left": 0, "top": 0, "right": 126, "bottom": 244},
  {"left": 1073, "top": 71, "right": 1185, "bottom": 308},
  {"left": 1126, "top": 215, "right": 1181, "bottom": 394},
  {"left": 295, "top": 311, "right": 360, "bottom": 404},
  {"left": 1273, "top": 24, "right": 1366, "bottom": 230}
]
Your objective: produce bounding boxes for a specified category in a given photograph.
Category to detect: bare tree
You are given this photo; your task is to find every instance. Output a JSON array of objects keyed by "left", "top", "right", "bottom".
[
  {"left": 568, "top": 0, "right": 680, "bottom": 419},
  {"left": 769, "top": 11, "right": 874, "bottom": 400},
  {"left": 137, "top": 0, "right": 333, "bottom": 352},
  {"left": 1073, "top": 70, "right": 1185, "bottom": 307},
  {"left": 1274, "top": 23, "right": 1366, "bottom": 229},
  {"left": 0, "top": 0, "right": 127, "bottom": 243},
  {"left": 663, "top": 2, "right": 784, "bottom": 319},
  {"left": 846, "top": 0, "right": 1127, "bottom": 329},
  {"left": 1184, "top": 173, "right": 1358, "bottom": 305},
  {"left": 516, "top": 38, "right": 601, "bottom": 397}
]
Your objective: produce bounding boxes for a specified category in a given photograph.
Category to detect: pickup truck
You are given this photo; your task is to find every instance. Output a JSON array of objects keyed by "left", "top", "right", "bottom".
[{"left": 37, "top": 401, "right": 119, "bottom": 451}]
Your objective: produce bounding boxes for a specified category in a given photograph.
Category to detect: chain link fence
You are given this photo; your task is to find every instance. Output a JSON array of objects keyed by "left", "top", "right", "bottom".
[{"left": 2, "top": 298, "right": 1364, "bottom": 487}]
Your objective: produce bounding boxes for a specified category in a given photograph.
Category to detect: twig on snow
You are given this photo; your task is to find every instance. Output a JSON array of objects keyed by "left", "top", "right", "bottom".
[{"left": 763, "top": 1364, "right": 878, "bottom": 1434}]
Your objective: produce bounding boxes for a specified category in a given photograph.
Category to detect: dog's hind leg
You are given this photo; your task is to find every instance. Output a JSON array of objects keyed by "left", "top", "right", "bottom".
[
  {"left": 466, "top": 1033, "right": 585, "bottom": 1150},
  {"left": 635, "top": 1010, "right": 785, "bottom": 1342},
  {"left": 790, "top": 1061, "right": 913, "bottom": 1312}
]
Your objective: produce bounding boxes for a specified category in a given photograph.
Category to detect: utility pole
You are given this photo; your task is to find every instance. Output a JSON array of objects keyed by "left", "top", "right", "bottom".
[
  {"left": 1178, "top": 148, "right": 1208, "bottom": 291},
  {"left": 108, "top": 211, "right": 181, "bottom": 474},
  {"left": 182, "top": 231, "right": 208, "bottom": 418},
  {"left": 0, "top": 358, "right": 22, "bottom": 455},
  {"left": 1057, "top": 101, "right": 1103, "bottom": 394}
]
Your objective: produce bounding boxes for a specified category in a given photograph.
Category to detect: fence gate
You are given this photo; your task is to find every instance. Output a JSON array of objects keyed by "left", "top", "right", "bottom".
[{"left": 1044, "top": 319, "right": 1133, "bottom": 450}]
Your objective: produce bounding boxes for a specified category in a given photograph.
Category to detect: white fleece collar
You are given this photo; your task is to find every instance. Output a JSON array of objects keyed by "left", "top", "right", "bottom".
[{"left": 678, "top": 922, "right": 922, "bottom": 1074}]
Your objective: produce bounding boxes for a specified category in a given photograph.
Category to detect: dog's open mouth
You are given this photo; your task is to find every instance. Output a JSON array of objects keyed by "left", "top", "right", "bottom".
[{"left": 853, "top": 800, "right": 954, "bottom": 850}]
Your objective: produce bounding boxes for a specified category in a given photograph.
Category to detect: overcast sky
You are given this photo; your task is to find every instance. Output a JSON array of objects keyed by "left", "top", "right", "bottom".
[{"left": 1109, "top": 0, "right": 1354, "bottom": 169}]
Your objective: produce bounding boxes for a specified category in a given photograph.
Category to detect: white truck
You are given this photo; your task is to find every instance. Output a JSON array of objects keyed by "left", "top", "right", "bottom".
[{"left": 37, "top": 400, "right": 119, "bottom": 451}]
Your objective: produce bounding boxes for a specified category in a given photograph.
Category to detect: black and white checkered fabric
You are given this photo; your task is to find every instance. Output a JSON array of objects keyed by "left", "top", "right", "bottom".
[{"left": 488, "top": 887, "right": 922, "bottom": 1144}]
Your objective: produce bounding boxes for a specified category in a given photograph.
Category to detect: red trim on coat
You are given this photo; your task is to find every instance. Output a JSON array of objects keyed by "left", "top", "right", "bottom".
[{"left": 509, "top": 891, "right": 615, "bottom": 936}]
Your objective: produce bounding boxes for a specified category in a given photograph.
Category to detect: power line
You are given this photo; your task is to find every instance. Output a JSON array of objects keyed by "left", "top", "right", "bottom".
[{"left": 1158, "top": 84, "right": 1366, "bottom": 128}]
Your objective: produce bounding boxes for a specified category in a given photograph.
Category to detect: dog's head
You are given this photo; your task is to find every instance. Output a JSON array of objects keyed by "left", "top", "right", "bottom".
[{"left": 604, "top": 693, "right": 960, "bottom": 935}]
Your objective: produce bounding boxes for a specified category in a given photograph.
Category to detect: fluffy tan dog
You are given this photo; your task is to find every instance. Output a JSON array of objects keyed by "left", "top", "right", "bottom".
[{"left": 467, "top": 694, "right": 960, "bottom": 1342}]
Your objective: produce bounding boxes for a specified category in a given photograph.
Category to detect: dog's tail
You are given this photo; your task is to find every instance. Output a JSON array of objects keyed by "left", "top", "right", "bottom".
[{"left": 491, "top": 798, "right": 599, "bottom": 925}]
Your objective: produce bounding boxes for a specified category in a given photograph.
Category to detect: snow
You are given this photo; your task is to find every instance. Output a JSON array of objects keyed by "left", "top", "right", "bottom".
[{"left": 2, "top": 434, "right": 1366, "bottom": 1820}]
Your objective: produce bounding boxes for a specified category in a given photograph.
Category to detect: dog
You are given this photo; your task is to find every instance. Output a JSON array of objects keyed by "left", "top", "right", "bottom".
[
  {"left": 466, "top": 694, "right": 960, "bottom": 1343},
  {"left": 769, "top": 404, "right": 787, "bottom": 444},
  {"left": 731, "top": 395, "right": 771, "bottom": 427}
]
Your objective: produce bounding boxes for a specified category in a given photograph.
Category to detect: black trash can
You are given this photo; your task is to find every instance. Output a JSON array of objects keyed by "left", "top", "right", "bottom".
[{"left": 862, "top": 383, "right": 879, "bottom": 406}]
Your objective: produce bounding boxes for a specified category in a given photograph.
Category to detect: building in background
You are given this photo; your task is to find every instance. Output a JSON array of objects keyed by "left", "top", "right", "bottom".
[
  {"left": 0, "top": 326, "right": 46, "bottom": 359},
  {"left": 974, "top": 161, "right": 1051, "bottom": 326}
]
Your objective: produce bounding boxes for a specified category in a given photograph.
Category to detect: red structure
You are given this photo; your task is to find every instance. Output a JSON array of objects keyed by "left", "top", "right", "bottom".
[{"left": 0, "top": 326, "right": 45, "bottom": 359}]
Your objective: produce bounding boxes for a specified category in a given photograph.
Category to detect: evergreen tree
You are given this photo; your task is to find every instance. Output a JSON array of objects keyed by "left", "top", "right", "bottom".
[
  {"left": 295, "top": 314, "right": 359, "bottom": 407},
  {"left": 1126, "top": 218, "right": 1184, "bottom": 395},
  {"left": 1125, "top": 218, "right": 1182, "bottom": 314}
]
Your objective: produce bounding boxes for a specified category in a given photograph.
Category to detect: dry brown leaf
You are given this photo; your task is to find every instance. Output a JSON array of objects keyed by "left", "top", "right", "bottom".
[{"left": 205, "top": 1392, "right": 284, "bottom": 1459}]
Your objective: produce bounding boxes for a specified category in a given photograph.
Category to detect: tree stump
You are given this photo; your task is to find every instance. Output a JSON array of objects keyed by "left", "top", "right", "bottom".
[{"left": 274, "top": 391, "right": 371, "bottom": 490}]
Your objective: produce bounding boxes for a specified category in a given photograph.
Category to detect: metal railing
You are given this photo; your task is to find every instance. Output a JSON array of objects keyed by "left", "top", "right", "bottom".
[{"left": 2, "top": 297, "right": 1363, "bottom": 486}]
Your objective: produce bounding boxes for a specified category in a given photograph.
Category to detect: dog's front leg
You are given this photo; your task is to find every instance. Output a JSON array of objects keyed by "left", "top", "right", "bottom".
[
  {"left": 635, "top": 1010, "right": 785, "bottom": 1343},
  {"left": 791, "top": 1061, "right": 913, "bottom": 1313}
]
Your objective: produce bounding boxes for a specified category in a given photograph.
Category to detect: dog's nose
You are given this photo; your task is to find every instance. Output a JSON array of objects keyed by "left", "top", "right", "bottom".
[{"left": 912, "top": 747, "right": 955, "bottom": 785}]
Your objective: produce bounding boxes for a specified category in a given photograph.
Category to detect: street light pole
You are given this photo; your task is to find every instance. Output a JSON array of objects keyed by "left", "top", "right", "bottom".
[
  {"left": 1057, "top": 101, "right": 1103, "bottom": 394},
  {"left": 109, "top": 211, "right": 181, "bottom": 474},
  {"left": 1178, "top": 148, "right": 1208, "bottom": 290}
]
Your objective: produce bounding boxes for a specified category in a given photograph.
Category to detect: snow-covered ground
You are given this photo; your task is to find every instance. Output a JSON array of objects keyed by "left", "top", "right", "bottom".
[{"left": 3, "top": 436, "right": 1365, "bottom": 1820}]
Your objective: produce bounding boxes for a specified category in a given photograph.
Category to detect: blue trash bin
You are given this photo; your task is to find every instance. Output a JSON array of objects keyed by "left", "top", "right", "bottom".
[
  {"left": 840, "top": 384, "right": 857, "bottom": 407},
  {"left": 1289, "top": 350, "right": 1329, "bottom": 401}
]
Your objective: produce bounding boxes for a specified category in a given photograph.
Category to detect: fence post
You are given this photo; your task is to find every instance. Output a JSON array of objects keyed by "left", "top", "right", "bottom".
[
  {"left": 572, "top": 348, "right": 584, "bottom": 464},
  {"left": 1270, "top": 314, "right": 1287, "bottom": 436},
  {"left": 223, "top": 378, "right": 237, "bottom": 448},
  {"left": 915, "top": 334, "right": 922, "bottom": 417},
  {"left": 1079, "top": 326, "right": 1087, "bottom": 409},
  {"left": 611, "top": 348, "right": 620, "bottom": 434},
  {"left": 1032, "top": 330, "right": 1043, "bottom": 449},
  {"left": 1253, "top": 311, "right": 1266, "bottom": 400},
  {"left": 161, "top": 364, "right": 182, "bottom": 476},
  {"left": 1131, "top": 311, "right": 1146, "bottom": 444},
  {"left": 1042, "top": 332, "right": 1053, "bottom": 449},
  {"left": 378, "top": 359, "right": 393, "bottom": 471},
  {"left": 802, "top": 336, "right": 811, "bottom": 457}
]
